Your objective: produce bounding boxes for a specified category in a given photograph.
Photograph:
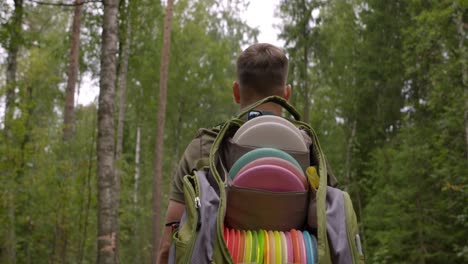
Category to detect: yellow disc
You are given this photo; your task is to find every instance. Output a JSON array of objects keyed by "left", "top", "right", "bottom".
[
  {"left": 306, "top": 166, "right": 320, "bottom": 191},
  {"left": 274, "top": 231, "right": 282, "bottom": 264}
]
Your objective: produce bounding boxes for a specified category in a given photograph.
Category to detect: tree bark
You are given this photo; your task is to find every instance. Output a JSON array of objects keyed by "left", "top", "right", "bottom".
[
  {"left": 133, "top": 123, "right": 141, "bottom": 263},
  {"left": 63, "top": 0, "right": 83, "bottom": 141},
  {"left": 4, "top": 0, "right": 23, "bottom": 135},
  {"left": 3, "top": 2, "right": 23, "bottom": 263},
  {"left": 78, "top": 111, "right": 96, "bottom": 264},
  {"left": 113, "top": 3, "right": 132, "bottom": 261},
  {"left": 97, "top": 0, "right": 120, "bottom": 263},
  {"left": 134, "top": 123, "right": 141, "bottom": 206},
  {"left": 152, "top": 0, "right": 174, "bottom": 263}
]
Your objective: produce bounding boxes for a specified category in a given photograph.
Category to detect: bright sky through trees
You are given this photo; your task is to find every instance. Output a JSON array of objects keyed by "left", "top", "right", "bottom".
[{"left": 76, "top": 0, "right": 283, "bottom": 106}]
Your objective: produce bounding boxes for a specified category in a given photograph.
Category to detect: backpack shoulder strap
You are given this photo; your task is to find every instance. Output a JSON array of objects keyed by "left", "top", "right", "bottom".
[{"left": 193, "top": 123, "right": 224, "bottom": 169}]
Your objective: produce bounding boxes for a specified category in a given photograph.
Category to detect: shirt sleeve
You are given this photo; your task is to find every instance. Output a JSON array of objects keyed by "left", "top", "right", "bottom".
[
  {"left": 169, "top": 128, "right": 217, "bottom": 203},
  {"left": 169, "top": 137, "right": 202, "bottom": 203}
]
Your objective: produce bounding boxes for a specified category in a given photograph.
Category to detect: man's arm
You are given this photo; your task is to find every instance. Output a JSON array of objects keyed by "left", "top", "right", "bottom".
[{"left": 157, "top": 200, "right": 185, "bottom": 264}]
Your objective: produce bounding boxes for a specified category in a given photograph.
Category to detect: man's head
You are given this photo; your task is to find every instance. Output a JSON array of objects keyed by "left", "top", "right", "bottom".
[{"left": 233, "top": 43, "right": 291, "bottom": 108}]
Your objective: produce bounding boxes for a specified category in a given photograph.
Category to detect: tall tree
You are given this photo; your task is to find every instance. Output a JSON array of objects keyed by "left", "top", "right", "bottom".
[
  {"left": 278, "top": 0, "right": 319, "bottom": 123},
  {"left": 2, "top": 1, "right": 24, "bottom": 263},
  {"left": 114, "top": 1, "right": 133, "bottom": 261},
  {"left": 97, "top": 0, "right": 119, "bottom": 263},
  {"left": 152, "top": 0, "right": 174, "bottom": 262},
  {"left": 363, "top": 1, "right": 467, "bottom": 262},
  {"left": 115, "top": 0, "right": 132, "bottom": 163},
  {"left": 132, "top": 123, "right": 142, "bottom": 263},
  {"left": 4, "top": 0, "right": 23, "bottom": 136},
  {"left": 63, "top": 0, "right": 84, "bottom": 141}
]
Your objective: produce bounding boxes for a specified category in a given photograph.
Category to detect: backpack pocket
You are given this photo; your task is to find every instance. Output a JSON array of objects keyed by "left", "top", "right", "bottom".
[
  {"left": 224, "top": 185, "right": 308, "bottom": 231},
  {"left": 307, "top": 192, "right": 318, "bottom": 230},
  {"left": 171, "top": 174, "right": 201, "bottom": 263},
  {"left": 343, "top": 192, "right": 365, "bottom": 264}
]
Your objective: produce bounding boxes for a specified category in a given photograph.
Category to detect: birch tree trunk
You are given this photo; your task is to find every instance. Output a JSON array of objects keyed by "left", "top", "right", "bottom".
[
  {"left": 133, "top": 124, "right": 141, "bottom": 263},
  {"left": 63, "top": 0, "right": 83, "bottom": 141},
  {"left": 97, "top": 0, "right": 119, "bottom": 263},
  {"left": 134, "top": 124, "right": 141, "bottom": 207},
  {"left": 3, "top": 2, "right": 23, "bottom": 263},
  {"left": 4, "top": 0, "right": 23, "bottom": 134},
  {"left": 152, "top": 0, "right": 174, "bottom": 263}
]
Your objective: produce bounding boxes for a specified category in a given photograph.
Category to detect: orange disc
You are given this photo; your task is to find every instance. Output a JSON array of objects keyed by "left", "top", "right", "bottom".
[{"left": 291, "top": 229, "right": 301, "bottom": 263}]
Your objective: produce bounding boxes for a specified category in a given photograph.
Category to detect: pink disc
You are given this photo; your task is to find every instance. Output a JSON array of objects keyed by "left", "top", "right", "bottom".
[
  {"left": 297, "top": 231, "right": 307, "bottom": 263},
  {"left": 236, "top": 157, "right": 307, "bottom": 188},
  {"left": 286, "top": 231, "right": 294, "bottom": 263},
  {"left": 233, "top": 164, "right": 306, "bottom": 192}
]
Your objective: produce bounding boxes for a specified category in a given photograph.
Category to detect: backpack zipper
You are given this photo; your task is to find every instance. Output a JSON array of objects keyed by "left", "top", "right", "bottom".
[
  {"left": 194, "top": 197, "right": 201, "bottom": 231},
  {"left": 182, "top": 175, "right": 202, "bottom": 264}
]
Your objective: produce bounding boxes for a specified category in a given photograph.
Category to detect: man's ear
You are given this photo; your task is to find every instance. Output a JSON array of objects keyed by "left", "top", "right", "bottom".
[
  {"left": 232, "top": 81, "right": 241, "bottom": 104},
  {"left": 283, "top": 84, "right": 292, "bottom": 101}
]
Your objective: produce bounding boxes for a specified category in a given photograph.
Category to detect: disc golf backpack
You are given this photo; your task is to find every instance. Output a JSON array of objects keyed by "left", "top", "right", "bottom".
[{"left": 168, "top": 96, "right": 365, "bottom": 264}]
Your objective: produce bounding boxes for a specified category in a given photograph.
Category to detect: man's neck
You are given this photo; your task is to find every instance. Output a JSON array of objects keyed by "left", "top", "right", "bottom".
[{"left": 240, "top": 101, "right": 282, "bottom": 116}]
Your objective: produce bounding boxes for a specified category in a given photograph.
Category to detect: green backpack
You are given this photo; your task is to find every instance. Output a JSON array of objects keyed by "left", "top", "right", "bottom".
[{"left": 169, "top": 96, "right": 365, "bottom": 264}]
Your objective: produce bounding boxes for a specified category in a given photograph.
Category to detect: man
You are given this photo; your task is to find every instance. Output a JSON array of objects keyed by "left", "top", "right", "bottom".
[{"left": 157, "top": 43, "right": 336, "bottom": 263}]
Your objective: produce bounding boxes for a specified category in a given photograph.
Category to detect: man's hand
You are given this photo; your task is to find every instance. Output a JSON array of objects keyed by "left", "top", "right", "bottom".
[{"left": 157, "top": 200, "right": 185, "bottom": 264}]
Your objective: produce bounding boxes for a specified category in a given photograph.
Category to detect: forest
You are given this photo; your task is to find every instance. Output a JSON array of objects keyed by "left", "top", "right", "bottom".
[{"left": 0, "top": 0, "right": 466, "bottom": 263}]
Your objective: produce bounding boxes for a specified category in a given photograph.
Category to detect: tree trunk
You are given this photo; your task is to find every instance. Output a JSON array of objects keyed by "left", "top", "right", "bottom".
[
  {"left": 134, "top": 123, "right": 141, "bottom": 207},
  {"left": 301, "top": 0, "right": 310, "bottom": 123},
  {"left": 3, "top": 2, "right": 23, "bottom": 263},
  {"left": 97, "top": 0, "right": 120, "bottom": 263},
  {"left": 133, "top": 123, "right": 141, "bottom": 263},
  {"left": 78, "top": 112, "right": 96, "bottom": 264},
  {"left": 344, "top": 120, "right": 357, "bottom": 188},
  {"left": 63, "top": 0, "right": 83, "bottom": 141},
  {"left": 152, "top": 0, "right": 174, "bottom": 263},
  {"left": 113, "top": 3, "right": 132, "bottom": 262},
  {"left": 344, "top": 120, "right": 367, "bottom": 255},
  {"left": 4, "top": 0, "right": 23, "bottom": 134},
  {"left": 302, "top": 45, "right": 310, "bottom": 123},
  {"left": 5, "top": 191, "right": 16, "bottom": 264}
]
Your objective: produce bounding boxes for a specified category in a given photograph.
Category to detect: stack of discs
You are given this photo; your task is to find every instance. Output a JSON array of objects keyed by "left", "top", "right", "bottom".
[
  {"left": 230, "top": 115, "right": 308, "bottom": 192},
  {"left": 229, "top": 148, "right": 307, "bottom": 192},
  {"left": 226, "top": 116, "right": 310, "bottom": 231},
  {"left": 223, "top": 227, "right": 318, "bottom": 264},
  {"left": 233, "top": 115, "right": 308, "bottom": 152}
]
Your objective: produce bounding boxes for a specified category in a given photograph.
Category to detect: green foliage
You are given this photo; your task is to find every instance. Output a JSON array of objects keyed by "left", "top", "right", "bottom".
[
  {"left": 1, "top": 0, "right": 466, "bottom": 263},
  {"left": 1, "top": 0, "right": 254, "bottom": 262},
  {"left": 280, "top": 0, "right": 467, "bottom": 263}
]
